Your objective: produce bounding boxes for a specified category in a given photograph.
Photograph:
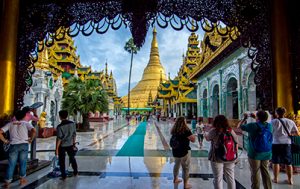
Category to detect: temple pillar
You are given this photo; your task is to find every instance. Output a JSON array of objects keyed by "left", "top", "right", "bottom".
[
  {"left": 207, "top": 78, "right": 210, "bottom": 117},
  {"left": 238, "top": 60, "right": 243, "bottom": 118},
  {"left": 271, "top": 0, "right": 293, "bottom": 112},
  {"left": 218, "top": 70, "right": 223, "bottom": 114},
  {"left": 0, "top": 0, "right": 19, "bottom": 117}
]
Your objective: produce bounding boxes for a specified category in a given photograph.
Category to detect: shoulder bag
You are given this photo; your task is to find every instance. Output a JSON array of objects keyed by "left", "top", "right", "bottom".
[{"left": 278, "top": 118, "right": 300, "bottom": 154}]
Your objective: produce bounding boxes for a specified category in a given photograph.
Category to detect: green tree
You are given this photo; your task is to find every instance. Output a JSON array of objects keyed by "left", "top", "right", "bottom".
[
  {"left": 62, "top": 78, "right": 108, "bottom": 131},
  {"left": 124, "top": 38, "right": 140, "bottom": 115}
]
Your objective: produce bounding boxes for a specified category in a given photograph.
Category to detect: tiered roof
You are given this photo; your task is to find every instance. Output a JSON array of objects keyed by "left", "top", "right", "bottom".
[
  {"left": 157, "top": 29, "right": 200, "bottom": 104},
  {"left": 157, "top": 25, "right": 239, "bottom": 105},
  {"left": 35, "top": 29, "right": 119, "bottom": 101},
  {"left": 189, "top": 25, "right": 239, "bottom": 79}
]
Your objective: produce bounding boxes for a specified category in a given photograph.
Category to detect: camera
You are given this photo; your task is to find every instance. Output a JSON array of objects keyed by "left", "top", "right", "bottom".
[{"left": 243, "top": 112, "right": 255, "bottom": 120}]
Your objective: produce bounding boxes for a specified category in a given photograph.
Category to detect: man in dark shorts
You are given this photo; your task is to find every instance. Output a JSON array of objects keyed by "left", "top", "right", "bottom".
[
  {"left": 55, "top": 110, "right": 78, "bottom": 180},
  {"left": 271, "top": 107, "right": 299, "bottom": 185}
]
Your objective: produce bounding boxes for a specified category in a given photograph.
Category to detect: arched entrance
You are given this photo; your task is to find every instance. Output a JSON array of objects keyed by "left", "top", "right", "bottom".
[
  {"left": 226, "top": 77, "right": 238, "bottom": 119},
  {"left": 211, "top": 85, "right": 219, "bottom": 118}
]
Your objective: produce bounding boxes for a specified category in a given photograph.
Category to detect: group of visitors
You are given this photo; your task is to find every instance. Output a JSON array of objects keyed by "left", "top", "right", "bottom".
[
  {"left": 0, "top": 107, "right": 77, "bottom": 188},
  {"left": 170, "top": 107, "right": 299, "bottom": 189}
]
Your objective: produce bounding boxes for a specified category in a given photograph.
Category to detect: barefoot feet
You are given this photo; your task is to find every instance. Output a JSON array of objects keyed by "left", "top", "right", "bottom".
[
  {"left": 184, "top": 183, "right": 192, "bottom": 189},
  {"left": 19, "top": 178, "right": 27, "bottom": 186},
  {"left": 173, "top": 178, "right": 182, "bottom": 183}
]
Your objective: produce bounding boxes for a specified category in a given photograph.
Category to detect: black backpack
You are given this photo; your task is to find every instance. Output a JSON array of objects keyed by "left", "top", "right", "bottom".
[{"left": 170, "top": 135, "right": 180, "bottom": 149}]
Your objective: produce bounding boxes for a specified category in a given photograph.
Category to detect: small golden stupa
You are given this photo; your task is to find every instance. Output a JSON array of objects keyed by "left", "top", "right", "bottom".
[{"left": 122, "top": 27, "right": 167, "bottom": 108}]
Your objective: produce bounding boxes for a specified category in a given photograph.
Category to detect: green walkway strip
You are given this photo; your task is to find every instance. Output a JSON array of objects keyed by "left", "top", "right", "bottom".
[
  {"left": 116, "top": 122, "right": 147, "bottom": 156},
  {"left": 77, "top": 149, "right": 208, "bottom": 157}
]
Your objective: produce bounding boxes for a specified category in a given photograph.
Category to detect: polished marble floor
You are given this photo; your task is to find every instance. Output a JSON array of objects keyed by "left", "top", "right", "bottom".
[{"left": 1, "top": 117, "right": 300, "bottom": 189}]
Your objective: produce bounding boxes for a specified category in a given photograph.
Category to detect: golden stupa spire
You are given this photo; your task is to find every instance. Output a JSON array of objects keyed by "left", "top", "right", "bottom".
[
  {"left": 151, "top": 26, "right": 158, "bottom": 48},
  {"left": 147, "top": 26, "right": 161, "bottom": 67},
  {"left": 122, "top": 27, "right": 167, "bottom": 108}
]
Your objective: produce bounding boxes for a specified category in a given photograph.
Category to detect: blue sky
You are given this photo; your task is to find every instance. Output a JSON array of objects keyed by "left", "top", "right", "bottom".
[{"left": 74, "top": 25, "right": 204, "bottom": 97}]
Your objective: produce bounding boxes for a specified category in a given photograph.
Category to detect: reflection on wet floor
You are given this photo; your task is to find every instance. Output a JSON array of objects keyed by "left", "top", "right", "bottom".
[{"left": 2, "top": 118, "right": 300, "bottom": 189}]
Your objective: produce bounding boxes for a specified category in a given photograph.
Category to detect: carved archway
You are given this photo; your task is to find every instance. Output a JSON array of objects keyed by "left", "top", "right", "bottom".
[
  {"left": 226, "top": 77, "right": 238, "bottom": 119},
  {"left": 17, "top": 0, "right": 272, "bottom": 111},
  {"left": 211, "top": 84, "right": 219, "bottom": 118}
]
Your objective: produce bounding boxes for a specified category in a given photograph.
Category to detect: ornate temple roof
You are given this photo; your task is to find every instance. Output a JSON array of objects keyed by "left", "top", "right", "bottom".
[
  {"left": 189, "top": 26, "right": 239, "bottom": 80},
  {"left": 35, "top": 29, "right": 119, "bottom": 101}
]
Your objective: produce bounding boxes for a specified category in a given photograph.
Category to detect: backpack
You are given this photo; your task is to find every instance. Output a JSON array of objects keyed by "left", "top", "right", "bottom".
[
  {"left": 170, "top": 135, "right": 180, "bottom": 149},
  {"left": 251, "top": 123, "right": 272, "bottom": 152},
  {"left": 215, "top": 129, "right": 237, "bottom": 161}
]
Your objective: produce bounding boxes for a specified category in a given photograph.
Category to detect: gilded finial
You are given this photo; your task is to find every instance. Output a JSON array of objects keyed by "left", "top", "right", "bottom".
[
  {"left": 105, "top": 60, "right": 108, "bottom": 75},
  {"left": 153, "top": 26, "right": 157, "bottom": 34}
]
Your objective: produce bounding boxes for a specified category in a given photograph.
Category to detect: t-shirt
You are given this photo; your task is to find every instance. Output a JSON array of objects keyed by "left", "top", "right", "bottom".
[
  {"left": 196, "top": 124, "right": 204, "bottom": 135},
  {"left": 206, "top": 128, "right": 238, "bottom": 162},
  {"left": 241, "top": 122, "right": 272, "bottom": 160},
  {"left": 271, "top": 118, "right": 299, "bottom": 144},
  {"left": 56, "top": 120, "right": 76, "bottom": 147},
  {"left": 1, "top": 121, "right": 34, "bottom": 145},
  {"left": 171, "top": 129, "right": 193, "bottom": 158}
]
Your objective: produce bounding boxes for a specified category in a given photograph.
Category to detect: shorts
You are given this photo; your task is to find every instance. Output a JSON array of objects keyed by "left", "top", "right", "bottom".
[
  {"left": 272, "top": 144, "right": 292, "bottom": 165},
  {"left": 197, "top": 134, "right": 204, "bottom": 142}
]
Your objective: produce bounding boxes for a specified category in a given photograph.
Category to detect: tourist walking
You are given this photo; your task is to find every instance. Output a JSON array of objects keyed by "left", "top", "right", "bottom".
[
  {"left": 170, "top": 116, "right": 195, "bottom": 189},
  {"left": 205, "top": 115, "right": 238, "bottom": 189},
  {"left": 156, "top": 111, "right": 160, "bottom": 122},
  {"left": 196, "top": 120, "right": 205, "bottom": 148},
  {"left": 55, "top": 110, "right": 78, "bottom": 180},
  {"left": 271, "top": 107, "right": 299, "bottom": 185},
  {"left": 237, "top": 111, "right": 273, "bottom": 189},
  {"left": 0, "top": 109, "right": 36, "bottom": 188}
]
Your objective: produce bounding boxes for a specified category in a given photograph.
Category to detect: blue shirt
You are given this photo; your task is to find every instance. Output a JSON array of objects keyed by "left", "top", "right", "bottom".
[
  {"left": 241, "top": 122, "right": 272, "bottom": 160},
  {"left": 191, "top": 120, "right": 197, "bottom": 129}
]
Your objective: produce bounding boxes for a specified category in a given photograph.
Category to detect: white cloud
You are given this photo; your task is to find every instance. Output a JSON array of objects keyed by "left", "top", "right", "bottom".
[{"left": 74, "top": 25, "right": 205, "bottom": 97}]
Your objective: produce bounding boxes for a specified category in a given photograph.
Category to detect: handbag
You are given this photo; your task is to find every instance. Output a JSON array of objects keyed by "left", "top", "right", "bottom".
[
  {"left": 72, "top": 142, "right": 79, "bottom": 156},
  {"left": 278, "top": 118, "right": 300, "bottom": 154}
]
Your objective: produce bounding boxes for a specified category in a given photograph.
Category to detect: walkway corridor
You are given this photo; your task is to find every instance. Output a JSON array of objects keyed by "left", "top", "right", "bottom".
[{"left": 1, "top": 118, "right": 300, "bottom": 189}]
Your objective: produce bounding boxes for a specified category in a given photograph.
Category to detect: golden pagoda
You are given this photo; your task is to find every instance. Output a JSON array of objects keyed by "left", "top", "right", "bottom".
[{"left": 122, "top": 27, "right": 167, "bottom": 108}]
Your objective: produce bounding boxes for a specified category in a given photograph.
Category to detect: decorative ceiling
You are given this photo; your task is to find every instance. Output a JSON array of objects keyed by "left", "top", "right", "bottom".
[{"left": 16, "top": 0, "right": 272, "bottom": 110}]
